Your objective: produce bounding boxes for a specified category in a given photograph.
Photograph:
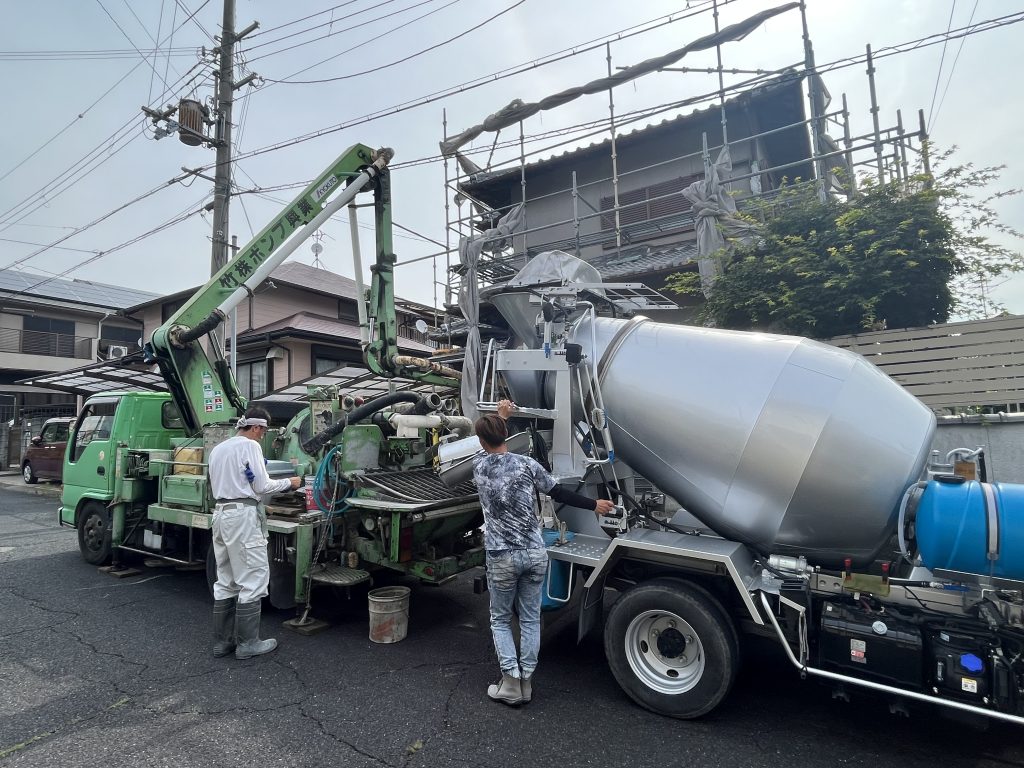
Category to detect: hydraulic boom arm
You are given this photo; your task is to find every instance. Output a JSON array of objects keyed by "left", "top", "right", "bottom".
[{"left": 145, "top": 144, "right": 456, "bottom": 436}]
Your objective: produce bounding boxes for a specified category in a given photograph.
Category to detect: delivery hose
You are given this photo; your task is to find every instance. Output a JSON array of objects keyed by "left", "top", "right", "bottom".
[{"left": 301, "top": 391, "right": 422, "bottom": 455}]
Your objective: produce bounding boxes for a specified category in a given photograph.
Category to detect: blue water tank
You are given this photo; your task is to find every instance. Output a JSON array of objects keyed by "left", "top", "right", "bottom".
[
  {"left": 542, "top": 529, "right": 575, "bottom": 611},
  {"left": 915, "top": 478, "right": 1024, "bottom": 582}
]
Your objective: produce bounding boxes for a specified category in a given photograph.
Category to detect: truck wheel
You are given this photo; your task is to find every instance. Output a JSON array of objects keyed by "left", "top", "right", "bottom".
[
  {"left": 604, "top": 578, "right": 738, "bottom": 719},
  {"left": 22, "top": 462, "right": 37, "bottom": 484},
  {"left": 77, "top": 502, "right": 112, "bottom": 566}
]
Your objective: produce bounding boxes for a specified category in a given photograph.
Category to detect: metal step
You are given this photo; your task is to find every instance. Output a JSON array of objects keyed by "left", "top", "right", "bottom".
[
  {"left": 308, "top": 564, "right": 370, "bottom": 587},
  {"left": 545, "top": 533, "right": 613, "bottom": 566}
]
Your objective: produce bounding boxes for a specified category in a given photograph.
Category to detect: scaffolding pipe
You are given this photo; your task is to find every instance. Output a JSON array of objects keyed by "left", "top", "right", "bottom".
[
  {"left": 607, "top": 43, "right": 622, "bottom": 250},
  {"left": 866, "top": 44, "right": 885, "bottom": 183}
]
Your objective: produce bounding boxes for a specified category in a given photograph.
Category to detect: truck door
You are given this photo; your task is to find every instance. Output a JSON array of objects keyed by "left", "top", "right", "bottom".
[
  {"left": 42, "top": 421, "right": 69, "bottom": 478},
  {"left": 63, "top": 397, "right": 120, "bottom": 502}
]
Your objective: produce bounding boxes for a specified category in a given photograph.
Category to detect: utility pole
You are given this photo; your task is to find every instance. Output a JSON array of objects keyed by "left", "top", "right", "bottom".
[
  {"left": 210, "top": 0, "right": 259, "bottom": 276},
  {"left": 210, "top": 0, "right": 236, "bottom": 276}
]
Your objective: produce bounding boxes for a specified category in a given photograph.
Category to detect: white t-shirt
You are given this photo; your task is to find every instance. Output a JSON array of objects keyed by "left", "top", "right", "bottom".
[{"left": 208, "top": 434, "right": 292, "bottom": 502}]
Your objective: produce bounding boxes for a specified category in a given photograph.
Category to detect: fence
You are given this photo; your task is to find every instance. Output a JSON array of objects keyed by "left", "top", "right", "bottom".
[{"left": 827, "top": 315, "right": 1024, "bottom": 413}]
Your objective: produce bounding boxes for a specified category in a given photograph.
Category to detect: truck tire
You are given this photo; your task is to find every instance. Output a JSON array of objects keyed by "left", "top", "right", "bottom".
[
  {"left": 604, "top": 578, "right": 739, "bottom": 719},
  {"left": 77, "top": 501, "right": 112, "bottom": 566},
  {"left": 22, "top": 462, "right": 37, "bottom": 484}
]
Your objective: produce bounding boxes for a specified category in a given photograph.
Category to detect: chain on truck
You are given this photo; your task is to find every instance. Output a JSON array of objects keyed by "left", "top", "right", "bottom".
[{"left": 59, "top": 144, "right": 1024, "bottom": 727}]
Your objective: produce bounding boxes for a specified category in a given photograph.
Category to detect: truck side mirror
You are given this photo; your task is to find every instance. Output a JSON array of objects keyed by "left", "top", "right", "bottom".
[{"left": 31, "top": 436, "right": 42, "bottom": 445}]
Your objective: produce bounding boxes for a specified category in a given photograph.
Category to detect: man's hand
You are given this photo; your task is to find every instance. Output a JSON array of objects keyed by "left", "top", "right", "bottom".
[
  {"left": 497, "top": 399, "right": 516, "bottom": 420},
  {"left": 289, "top": 476, "right": 303, "bottom": 490},
  {"left": 594, "top": 499, "right": 616, "bottom": 515}
]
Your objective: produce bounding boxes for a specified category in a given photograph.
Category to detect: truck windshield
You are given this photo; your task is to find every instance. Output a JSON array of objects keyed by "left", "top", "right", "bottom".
[{"left": 70, "top": 399, "right": 119, "bottom": 462}]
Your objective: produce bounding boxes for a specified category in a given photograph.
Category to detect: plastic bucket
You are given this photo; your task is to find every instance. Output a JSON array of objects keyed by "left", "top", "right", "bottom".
[{"left": 367, "top": 586, "right": 411, "bottom": 643}]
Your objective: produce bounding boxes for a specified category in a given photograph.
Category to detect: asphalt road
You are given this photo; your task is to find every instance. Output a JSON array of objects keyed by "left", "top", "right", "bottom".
[{"left": 2, "top": 485, "right": 1024, "bottom": 768}]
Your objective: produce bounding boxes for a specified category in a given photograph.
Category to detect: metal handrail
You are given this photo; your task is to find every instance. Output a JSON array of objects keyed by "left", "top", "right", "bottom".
[{"left": 0, "top": 327, "right": 93, "bottom": 359}]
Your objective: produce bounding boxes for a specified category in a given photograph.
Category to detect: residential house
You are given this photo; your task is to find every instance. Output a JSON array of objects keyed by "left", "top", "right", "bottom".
[
  {"left": 456, "top": 73, "right": 814, "bottom": 323},
  {"left": 0, "top": 268, "right": 156, "bottom": 423},
  {"left": 124, "top": 260, "right": 436, "bottom": 403}
]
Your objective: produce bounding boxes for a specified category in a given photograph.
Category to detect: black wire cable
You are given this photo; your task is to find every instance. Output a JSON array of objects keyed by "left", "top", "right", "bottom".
[{"left": 264, "top": 0, "right": 516, "bottom": 84}]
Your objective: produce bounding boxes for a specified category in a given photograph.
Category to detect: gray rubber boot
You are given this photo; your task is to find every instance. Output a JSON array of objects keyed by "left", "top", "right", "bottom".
[
  {"left": 212, "top": 597, "right": 237, "bottom": 657},
  {"left": 520, "top": 676, "right": 532, "bottom": 703},
  {"left": 234, "top": 600, "right": 278, "bottom": 659},
  {"left": 487, "top": 673, "right": 523, "bottom": 706}
]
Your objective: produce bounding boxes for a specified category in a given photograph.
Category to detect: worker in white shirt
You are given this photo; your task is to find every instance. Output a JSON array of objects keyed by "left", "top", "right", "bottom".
[{"left": 208, "top": 406, "right": 301, "bottom": 659}]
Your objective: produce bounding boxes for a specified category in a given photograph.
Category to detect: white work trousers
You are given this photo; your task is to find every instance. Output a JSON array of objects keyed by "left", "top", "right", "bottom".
[{"left": 212, "top": 503, "right": 269, "bottom": 603}]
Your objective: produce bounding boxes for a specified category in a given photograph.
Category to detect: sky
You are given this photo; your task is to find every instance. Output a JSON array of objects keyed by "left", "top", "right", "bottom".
[{"left": 1, "top": 0, "right": 1022, "bottom": 318}]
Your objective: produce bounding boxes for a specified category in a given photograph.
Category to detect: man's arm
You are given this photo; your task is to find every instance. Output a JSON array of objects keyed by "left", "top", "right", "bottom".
[
  {"left": 548, "top": 485, "right": 616, "bottom": 515},
  {"left": 246, "top": 443, "right": 295, "bottom": 495}
]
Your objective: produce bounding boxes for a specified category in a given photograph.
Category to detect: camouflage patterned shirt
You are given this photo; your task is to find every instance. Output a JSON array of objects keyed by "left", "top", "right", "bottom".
[{"left": 472, "top": 452, "right": 555, "bottom": 551}]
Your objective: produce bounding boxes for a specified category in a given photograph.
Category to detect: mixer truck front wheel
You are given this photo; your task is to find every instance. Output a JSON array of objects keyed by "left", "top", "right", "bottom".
[{"left": 604, "top": 579, "right": 738, "bottom": 719}]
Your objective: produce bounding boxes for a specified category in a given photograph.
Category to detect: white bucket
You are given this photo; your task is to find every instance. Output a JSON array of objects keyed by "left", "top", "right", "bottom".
[{"left": 367, "top": 586, "right": 411, "bottom": 643}]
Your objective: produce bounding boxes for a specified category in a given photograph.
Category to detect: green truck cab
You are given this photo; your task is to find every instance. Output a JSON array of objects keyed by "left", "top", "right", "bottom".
[{"left": 60, "top": 392, "right": 186, "bottom": 565}]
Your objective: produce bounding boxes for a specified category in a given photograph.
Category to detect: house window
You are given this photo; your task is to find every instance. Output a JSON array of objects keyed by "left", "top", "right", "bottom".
[
  {"left": 237, "top": 360, "right": 270, "bottom": 399},
  {"left": 161, "top": 298, "right": 187, "bottom": 323},
  {"left": 22, "top": 316, "right": 76, "bottom": 357},
  {"left": 312, "top": 345, "right": 360, "bottom": 375},
  {"left": 599, "top": 175, "right": 701, "bottom": 248},
  {"left": 101, "top": 324, "right": 142, "bottom": 351}
]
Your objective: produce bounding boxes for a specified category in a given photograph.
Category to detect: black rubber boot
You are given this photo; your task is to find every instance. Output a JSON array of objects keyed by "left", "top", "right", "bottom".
[
  {"left": 212, "top": 597, "right": 237, "bottom": 657},
  {"left": 234, "top": 600, "right": 277, "bottom": 659}
]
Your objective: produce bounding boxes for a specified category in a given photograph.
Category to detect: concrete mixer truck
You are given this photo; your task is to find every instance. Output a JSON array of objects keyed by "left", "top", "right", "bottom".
[{"left": 464, "top": 251, "right": 1024, "bottom": 726}]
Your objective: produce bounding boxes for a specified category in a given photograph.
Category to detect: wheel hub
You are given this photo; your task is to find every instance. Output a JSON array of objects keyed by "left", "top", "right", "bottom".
[{"left": 624, "top": 610, "right": 705, "bottom": 694}]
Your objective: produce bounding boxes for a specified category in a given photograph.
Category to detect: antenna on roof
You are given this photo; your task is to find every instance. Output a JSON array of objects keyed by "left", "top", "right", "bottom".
[{"left": 310, "top": 231, "right": 326, "bottom": 270}]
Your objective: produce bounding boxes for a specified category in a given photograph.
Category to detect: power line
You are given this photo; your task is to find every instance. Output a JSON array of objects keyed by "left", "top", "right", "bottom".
[
  {"left": 241, "top": 0, "right": 459, "bottom": 84},
  {"left": 0, "top": 47, "right": 197, "bottom": 61},
  {"left": 931, "top": 0, "right": 981, "bottom": 132},
  {"left": 0, "top": 60, "right": 212, "bottom": 231},
  {"left": 242, "top": 0, "right": 417, "bottom": 58},
  {"left": 927, "top": 0, "right": 956, "bottom": 129},
  {"left": 8, "top": 193, "right": 211, "bottom": 300},
  {"left": 244, "top": 0, "right": 369, "bottom": 40},
  {"left": 264, "top": 0, "right": 526, "bottom": 85},
  {"left": 0, "top": 173, "right": 191, "bottom": 273},
  {"left": 174, "top": 0, "right": 216, "bottom": 42},
  {"left": 94, "top": 0, "right": 176, "bottom": 94}
]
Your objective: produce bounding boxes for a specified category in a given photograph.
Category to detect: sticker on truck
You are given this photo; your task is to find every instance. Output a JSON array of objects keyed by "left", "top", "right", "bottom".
[
  {"left": 850, "top": 638, "right": 866, "bottom": 663},
  {"left": 312, "top": 175, "right": 339, "bottom": 203}
]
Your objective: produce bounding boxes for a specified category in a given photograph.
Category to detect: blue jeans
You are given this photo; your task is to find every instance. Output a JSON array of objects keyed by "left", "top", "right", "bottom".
[{"left": 486, "top": 548, "right": 549, "bottom": 679}]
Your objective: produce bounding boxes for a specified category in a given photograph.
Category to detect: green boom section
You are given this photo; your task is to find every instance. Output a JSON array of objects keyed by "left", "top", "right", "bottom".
[{"left": 146, "top": 144, "right": 382, "bottom": 435}]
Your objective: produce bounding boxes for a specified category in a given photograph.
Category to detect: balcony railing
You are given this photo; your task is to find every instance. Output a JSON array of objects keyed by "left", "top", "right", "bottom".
[{"left": 0, "top": 327, "right": 93, "bottom": 359}]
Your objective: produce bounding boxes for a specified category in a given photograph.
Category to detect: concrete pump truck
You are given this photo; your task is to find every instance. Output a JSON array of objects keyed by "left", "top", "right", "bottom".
[{"left": 60, "top": 144, "right": 484, "bottom": 612}]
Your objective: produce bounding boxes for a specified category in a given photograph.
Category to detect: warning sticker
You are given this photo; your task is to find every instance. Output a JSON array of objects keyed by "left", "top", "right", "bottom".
[
  {"left": 850, "top": 638, "right": 866, "bottom": 664},
  {"left": 962, "top": 678, "right": 978, "bottom": 694}
]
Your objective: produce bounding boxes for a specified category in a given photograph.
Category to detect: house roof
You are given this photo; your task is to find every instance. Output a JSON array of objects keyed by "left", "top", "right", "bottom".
[
  {"left": 459, "top": 72, "right": 809, "bottom": 205},
  {"left": 123, "top": 260, "right": 432, "bottom": 317},
  {"left": 0, "top": 268, "right": 158, "bottom": 310},
  {"left": 586, "top": 241, "right": 699, "bottom": 279},
  {"left": 238, "top": 311, "right": 435, "bottom": 353}
]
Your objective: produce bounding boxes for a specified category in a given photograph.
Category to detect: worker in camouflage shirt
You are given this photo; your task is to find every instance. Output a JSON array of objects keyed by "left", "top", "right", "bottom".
[{"left": 473, "top": 400, "right": 614, "bottom": 706}]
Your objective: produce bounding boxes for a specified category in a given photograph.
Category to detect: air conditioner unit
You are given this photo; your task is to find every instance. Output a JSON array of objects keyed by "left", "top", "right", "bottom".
[{"left": 107, "top": 345, "right": 129, "bottom": 360}]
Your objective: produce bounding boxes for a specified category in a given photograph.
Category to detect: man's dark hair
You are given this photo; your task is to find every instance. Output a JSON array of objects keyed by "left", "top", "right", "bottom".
[
  {"left": 474, "top": 414, "right": 507, "bottom": 449},
  {"left": 241, "top": 405, "right": 272, "bottom": 430}
]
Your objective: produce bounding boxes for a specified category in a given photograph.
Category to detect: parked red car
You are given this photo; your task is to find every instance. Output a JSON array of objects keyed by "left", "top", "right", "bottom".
[{"left": 22, "top": 417, "right": 74, "bottom": 484}]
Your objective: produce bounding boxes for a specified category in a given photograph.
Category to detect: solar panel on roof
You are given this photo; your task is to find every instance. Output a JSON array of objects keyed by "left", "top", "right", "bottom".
[{"left": 0, "top": 268, "right": 158, "bottom": 309}]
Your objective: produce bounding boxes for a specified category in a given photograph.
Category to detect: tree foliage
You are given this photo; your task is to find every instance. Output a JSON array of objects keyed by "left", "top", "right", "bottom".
[{"left": 666, "top": 150, "right": 1023, "bottom": 338}]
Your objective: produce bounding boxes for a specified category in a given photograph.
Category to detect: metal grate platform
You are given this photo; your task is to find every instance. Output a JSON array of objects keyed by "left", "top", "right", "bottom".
[
  {"left": 359, "top": 468, "right": 477, "bottom": 504},
  {"left": 545, "top": 533, "right": 613, "bottom": 566},
  {"left": 308, "top": 564, "right": 370, "bottom": 586}
]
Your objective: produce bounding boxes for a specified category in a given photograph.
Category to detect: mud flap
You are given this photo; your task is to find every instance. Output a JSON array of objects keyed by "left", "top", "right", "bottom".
[
  {"left": 577, "top": 573, "right": 606, "bottom": 643},
  {"left": 269, "top": 559, "right": 296, "bottom": 610}
]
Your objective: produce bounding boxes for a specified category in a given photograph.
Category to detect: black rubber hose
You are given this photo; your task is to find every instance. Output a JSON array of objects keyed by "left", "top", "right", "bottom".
[
  {"left": 302, "top": 391, "right": 420, "bottom": 455},
  {"left": 175, "top": 310, "right": 225, "bottom": 345}
]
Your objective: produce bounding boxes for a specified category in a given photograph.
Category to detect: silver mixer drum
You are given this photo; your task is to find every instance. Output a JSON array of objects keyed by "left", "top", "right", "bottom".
[{"left": 571, "top": 316, "right": 936, "bottom": 567}]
